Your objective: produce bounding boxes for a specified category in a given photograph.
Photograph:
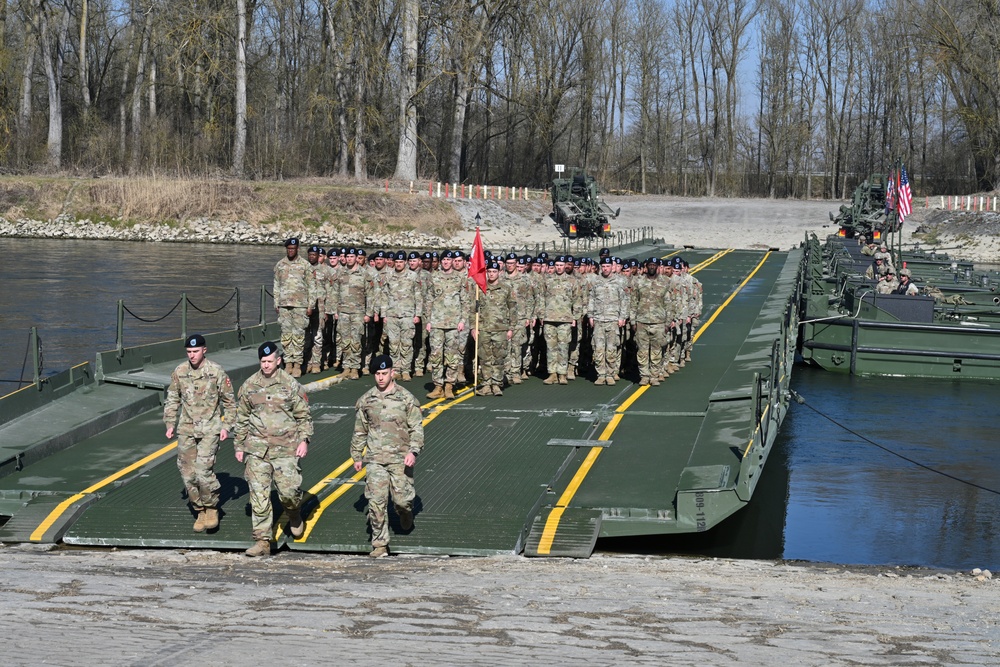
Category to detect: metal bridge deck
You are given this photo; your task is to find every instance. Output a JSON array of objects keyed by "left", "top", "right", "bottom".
[{"left": 0, "top": 245, "right": 800, "bottom": 557}]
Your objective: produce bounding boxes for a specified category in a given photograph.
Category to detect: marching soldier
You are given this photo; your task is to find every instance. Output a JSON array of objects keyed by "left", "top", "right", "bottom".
[
  {"left": 234, "top": 341, "right": 312, "bottom": 557},
  {"left": 163, "top": 334, "right": 236, "bottom": 532},
  {"left": 351, "top": 355, "right": 423, "bottom": 558}
]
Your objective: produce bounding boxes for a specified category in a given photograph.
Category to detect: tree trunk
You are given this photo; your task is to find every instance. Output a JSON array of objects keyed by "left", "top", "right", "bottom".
[
  {"left": 79, "top": 0, "right": 91, "bottom": 123},
  {"left": 38, "top": 0, "right": 70, "bottom": 171},
  {"left": 130, "top": 8, "right": 153, "bottom": 173},
  {"left": 393, "top": 0, "right": 418, "bottom": 181},
  {"left": 232, "top": 0, "right": 248, "bottom": 175}
]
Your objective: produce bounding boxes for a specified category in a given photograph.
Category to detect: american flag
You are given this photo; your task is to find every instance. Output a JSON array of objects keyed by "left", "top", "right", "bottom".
[{"left": 897, "top": 165, "right": 913, "bottom": 222}]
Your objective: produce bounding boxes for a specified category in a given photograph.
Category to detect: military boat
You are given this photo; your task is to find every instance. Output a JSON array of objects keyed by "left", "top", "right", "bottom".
[{"left": 0, "top": 242, "right": 801, "bottom": 557}]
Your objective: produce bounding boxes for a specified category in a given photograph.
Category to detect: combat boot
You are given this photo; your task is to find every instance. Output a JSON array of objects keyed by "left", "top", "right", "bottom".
[
  {"left": 639, "top": 377, "right": 650, "bottom": 386},
  {"left": 558, "top": 374, "right": 568, "bottom": 385},
  {"left": 566, "top": 367, "right": 576, "bottom": 381},
  {"left": 202, "top": 507, "right": 219, "bottom": 531},
  {"left": 415, "top": 367, "right": 425, "bottom": 377},
  {"left": 369, "top": 545, "right": 389, "bottom": 559},
  {"left": 244, "top": 540, "right": 271, "bottom": 557},
  {"left": 426, "top": 384, "right": 444, "bottom": 399},
  {"left": 594, "top": 377, "right": 607, "bottom": 386},
  {"left": 542, "top": 373, "right": 558, "bottom": 385},
  {"left": 491, "top": 384, "right": 503, "bottom": 396},
  {"left": 286, "top": 509, "right": 305, "bottom": 539},
  {"left": 192, "top": 510, "right": 207, "bottom": 533},
  {"left": 606, "top": 376, "right": 616, "bottom": 386},
  {"left": 476, "top": 385, "right": 492, "bottom": 396},
  {"left": 444, "top": 383, "right": 455, "bottom": 399},
  {"left": 401, "top": 371, "right": 412, "bottom": 381},
  {"left": 650, "top": 378, "right": 661, "bottom": 386},
  {"left": 290, "top": 363, "right": 302, "bottom": 378},
  {"left": 308, "top": 362, "right": 321, "bottom": 374},
  {"left": 510, "top": 374, "right": 522, "bottom": 385}
]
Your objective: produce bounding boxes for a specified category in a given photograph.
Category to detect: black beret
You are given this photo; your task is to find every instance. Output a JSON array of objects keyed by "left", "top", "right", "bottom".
[
  {"left": 599, "top": 247, "right": 610, "bottom": 256},
  {"left": 357, "top": 248, "right": 367, "bottom": 256},
  {"left": 284, "top": 238, "right": 299, "bottom": 247},
  {"left": 613, "top": 257, "right": 623, "bottom": 264},
  {"left": 547, "top": 260, "right": 556, "bottom": 266},
  {"left": 517, "top": 257, "right": 527, "bottom": 265},
  {"left": 556, "top": 255, "right": 567, "bottom": 263},
  {"left": 317, "top": 247, "right": 326, "bottom": 255},
  {"left": 487, "top": 261, "right": 500, "bottom": 270},
  {"left": 408, "top": 251, "right": 421, "bottom": 260},
  {"left": 308, "top": 245, "right": 321, "bottom": 253},
  {"left": 505, "top": 252, "right": 518, "bottom": 261},
  {"left": 431, "top": 251, "right": 439, "bottom": 258},
  {"left": 346, "top": 247, "right": 357, "bottom": 255},
  {"left": 443, "top": 250, "right": 455, "bottom": 259},
  {"left": 454, "top": 250, "right": 465, "bottom": 259},
  {"left": 573, "top": 260, "right": 581, "bottom": 267},
  {"left": 185, "top": 334, "right": 206, "bottom": 348},
  {"left": 258, "top": 341, "right": 279, "bottom": 358},
  {"left": 370, "top": 354, "right": 393, "bottom": 372},
  {"left": 600, "top": 257, "right": 613, "bottom": 265},
  {"left": 329, "top": 248, "right": 340, "bottom": 257},
  {"left": 538, "top": 252, "right": 549, "bottom": 259},
  {"left": 375, "top": 250, "right": 387, "bottom": 259},
  {"left": 565, "top": 255, "right": 575, "bottom": 262},
  {"left": 422, "top": 251, "right": 433, "bottom": 259}
]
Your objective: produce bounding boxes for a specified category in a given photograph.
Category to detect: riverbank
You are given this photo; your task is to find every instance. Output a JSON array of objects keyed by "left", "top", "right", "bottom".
[{"left": 1, "top": 544, "right": 996, "bottom": 664}]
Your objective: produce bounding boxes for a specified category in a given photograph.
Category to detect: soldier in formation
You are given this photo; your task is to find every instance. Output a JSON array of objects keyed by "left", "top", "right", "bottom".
[
  {"left": 272, "top": 238, "right": 312, "bottom": 377},
  {"left": 163, "top": 334, "right": 236, "bottom": 533}
]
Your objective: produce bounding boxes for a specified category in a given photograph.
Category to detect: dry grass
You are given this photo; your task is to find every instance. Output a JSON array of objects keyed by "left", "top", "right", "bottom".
[{"left": 0, "top": 176, "right": 462, "bottom": 237}]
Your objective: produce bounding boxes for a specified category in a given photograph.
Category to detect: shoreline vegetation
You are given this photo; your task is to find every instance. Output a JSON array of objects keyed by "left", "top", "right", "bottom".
[{"left": 0, "top": 176, "right": 465, "bottom": 247}]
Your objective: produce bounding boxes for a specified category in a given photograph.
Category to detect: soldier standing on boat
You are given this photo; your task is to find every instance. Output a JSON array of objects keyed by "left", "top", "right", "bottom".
[
  {"left": 351, "top": 355, "right": 424, "bottom": 558},
  {"left": 895, "top": 268, "right": 919, "bottom": 296},
  {"left": 234, "top": 341, "right": 313, "bottom": 557},
  {"left": 273, "top": 238, "right": 312, "bottom": 378},
  {"left": 163, "top": 334, "right": 236, "bottom": 533}
]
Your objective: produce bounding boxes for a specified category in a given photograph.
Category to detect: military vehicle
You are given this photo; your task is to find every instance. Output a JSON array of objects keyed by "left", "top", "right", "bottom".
[
  {"left": 551, "top": 169, "right": 619, "bottom": 238},
  {"left": 829, "top": 174, "right": 899, "bottom": 241}
]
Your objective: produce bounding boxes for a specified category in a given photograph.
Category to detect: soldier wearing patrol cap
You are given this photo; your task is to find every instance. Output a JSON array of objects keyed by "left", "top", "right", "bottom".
[
  {"left": 273, "top": 238, "right": 313, "bottom": 377},
  {"left": 234, "top": 341, "right": 313, "bottom": 557},
  {"left": 351, "top": 354, "right": 424, "bottom": 558},
  {"left": 163, "top": 334, "right": 237, "bottom": 532}
]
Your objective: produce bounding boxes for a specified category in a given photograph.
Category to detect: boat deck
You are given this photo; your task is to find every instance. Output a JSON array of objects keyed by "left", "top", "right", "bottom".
[{"left": 0, "top": 246, "right": 801, "bottom": 556}]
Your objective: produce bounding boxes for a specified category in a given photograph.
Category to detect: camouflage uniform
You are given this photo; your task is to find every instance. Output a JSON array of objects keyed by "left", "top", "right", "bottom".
[
  {"left": 321, "top": 261, "right": 344, "bottom": 369},
  {"left": 351, "top": 382, "right": 424, "bottom": 550},
  {"left": 680, "top": 271, "right": 703, "bottom": 362},
  {"left": 337, "top": 265, "right": 374, "bottom": 375},
  {"left": 504, "top": 270, "right": 536, "bottom": 381},
  {"left": 539, "top": 273, "right": 580, "bottom": 378},
  {"left": 630, "top": 273, "right": 672, "bottom": 384},
  {"left": 425, "top": 271, "right": 468, "bottom": 387},
  {"left": 588, "top": 272, "right": 628, "bottom": 383},
  {"left": 304, "top": 259, "right": 328, "bottom": 371},
  {"left": 234, "top": 367, "right": 313, "bottom": 541},
  {"left": 273, "top": 254, "right": 312, "bottom": 366},
  {"left": 364, "top": 264, "right": 391, "bottom": 371},
  {"left": 476, "top": 279, "right": 516, "bottom": 392},
  {"left": 383, "top": 267, "right": 424, "bottom": 376},
  {"left": 163, "top": 358, "right": 236, "bottom": 512}
]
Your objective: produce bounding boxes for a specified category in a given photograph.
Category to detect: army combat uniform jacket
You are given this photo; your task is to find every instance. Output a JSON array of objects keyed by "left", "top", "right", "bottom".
[
  {"left": 163, "top": 358, "right": 236, "bottom": 437},
  {"left": 234, "top": 369, "right": 313, "bottom": 456},
  {"left": 351, "top": 384, "right": 424, "bottom": 466}
]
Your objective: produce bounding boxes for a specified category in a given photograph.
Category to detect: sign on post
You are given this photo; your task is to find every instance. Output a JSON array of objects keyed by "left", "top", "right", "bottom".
[{"left": 554, "top": 164, "right": 565, "bottom": 174}]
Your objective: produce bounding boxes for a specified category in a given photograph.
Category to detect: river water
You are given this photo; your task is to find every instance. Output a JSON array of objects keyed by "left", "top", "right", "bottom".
[{"left": 2, "top": 238, "right": 997, "bottom": 570}]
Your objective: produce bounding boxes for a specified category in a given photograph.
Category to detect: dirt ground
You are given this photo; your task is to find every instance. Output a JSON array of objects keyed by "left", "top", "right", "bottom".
[{"left": 1, "top": 544, "right": 996, "bottom": 665}]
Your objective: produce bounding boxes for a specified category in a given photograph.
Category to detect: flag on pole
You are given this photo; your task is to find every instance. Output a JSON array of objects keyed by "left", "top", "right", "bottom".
[
  {"left": 897, "top": 165, "right": 913, "bottom": 222},
  {"left": 885, "top": 173, "right": 895, "bottom": 214},
  {"left": 469, "top": 227, "right": 487, "bottom": 293}
]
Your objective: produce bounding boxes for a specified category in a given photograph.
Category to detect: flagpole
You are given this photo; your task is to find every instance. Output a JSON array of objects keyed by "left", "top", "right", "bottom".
[{"left": 474, "top": 291, "right": 480, "bottom": 393}]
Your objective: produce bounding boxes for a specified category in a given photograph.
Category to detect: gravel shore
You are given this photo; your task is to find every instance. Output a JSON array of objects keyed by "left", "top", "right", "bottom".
[{"left": 2, "top": 544, "right": 996, "bottom": 665}]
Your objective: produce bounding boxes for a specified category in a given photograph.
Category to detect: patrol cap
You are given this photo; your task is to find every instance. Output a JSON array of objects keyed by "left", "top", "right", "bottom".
[
  {"left": 443, "top": 250, "right": 455, "bottom": 259},
  {"left": 600, "top": 256, "right": 613, "bottom": 265},
  {"left": 308, "top": 245, "right": 321, "bottom": 254},
  {"left": 505, "top": 252, "right": 518, "bottom": 261},
  {"left": 284, "top": 238, "right": 299, "bottom": 247},
  {"left": 487, "top": 261, "right": 501, "bottom": 270},
  {"left": 370, "top": 354, "right": 393, "bottom": 372},
  {"left": 408, "top": 251, "right": 421, "bottom": 260},
  {"left": 258, "top": 341, "right": 279, "bottom": 358},
  {"left": 185, "top": 334, "right": 207, "bottom": 348}
]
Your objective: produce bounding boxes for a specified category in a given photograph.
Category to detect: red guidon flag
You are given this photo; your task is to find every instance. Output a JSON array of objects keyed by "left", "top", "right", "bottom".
[{"left": 469, "top": 227, "right": 487, "bottom": 293}]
